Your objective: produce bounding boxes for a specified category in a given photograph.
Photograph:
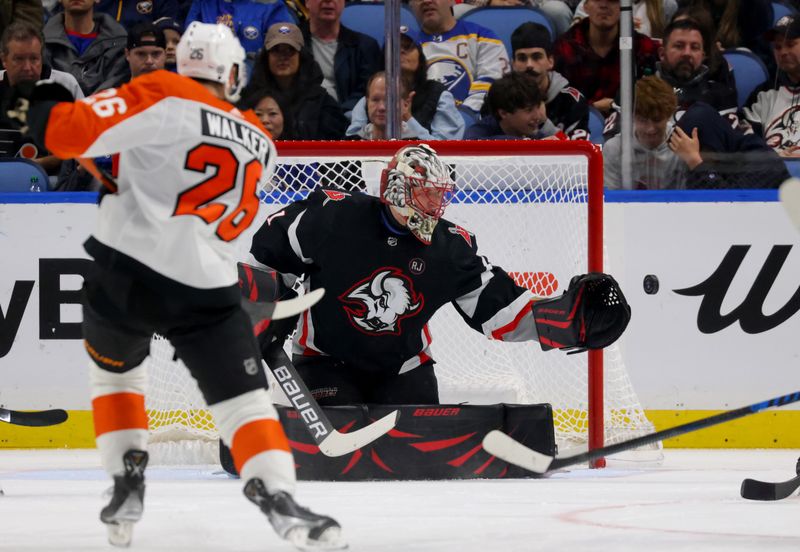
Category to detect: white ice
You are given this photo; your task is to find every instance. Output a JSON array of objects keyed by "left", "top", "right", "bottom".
[{"left": 2, "top": 449, "right": 800, "bottom": 551}]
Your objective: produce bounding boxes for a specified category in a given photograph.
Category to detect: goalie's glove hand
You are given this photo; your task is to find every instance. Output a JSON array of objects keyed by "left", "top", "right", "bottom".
[
  {"left": 237, "top": 262, "right": 300, "bottom": 350},
  {"left": 4, "top": 79, "right": 74, "bottom": 135},
  {"left": 532, "top": 272, "right": 631, "bottom": 354}
]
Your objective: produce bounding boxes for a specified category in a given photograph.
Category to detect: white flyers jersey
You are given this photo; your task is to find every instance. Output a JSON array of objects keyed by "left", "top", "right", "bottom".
[{"left": 43, "top": 70, "right": 276, "bottom": 290}]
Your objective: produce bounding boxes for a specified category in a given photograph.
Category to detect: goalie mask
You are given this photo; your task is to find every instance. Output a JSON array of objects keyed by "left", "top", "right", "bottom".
[
  {"left": 380, "top": 144, "right": 455, "bottom": 244},
  {"left": 176, "top": 22, "right": 247, "bottom": 102}
]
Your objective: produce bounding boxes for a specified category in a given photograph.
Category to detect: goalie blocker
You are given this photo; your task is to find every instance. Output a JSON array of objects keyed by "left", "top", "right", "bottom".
[{"left": 532, "top": 273, "right": 631, "bottom": 353}]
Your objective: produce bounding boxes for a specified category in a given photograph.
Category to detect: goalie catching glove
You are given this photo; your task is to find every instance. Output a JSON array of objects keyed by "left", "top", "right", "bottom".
[{"left": 532, "top": 272, "right": 631, "bottom": 353}]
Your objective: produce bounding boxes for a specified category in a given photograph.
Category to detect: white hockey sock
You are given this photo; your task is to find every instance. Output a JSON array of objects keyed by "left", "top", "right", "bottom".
[
  {"left": 209, "top": 389, "right": 296, "bottom": 495},
  {"left": 90, "top": 363, "right": 149, "bottom": 477}
]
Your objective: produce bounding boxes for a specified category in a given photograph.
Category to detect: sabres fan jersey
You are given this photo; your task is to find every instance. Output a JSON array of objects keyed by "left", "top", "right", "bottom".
[
  {"left": 419, "top": 20, "right": 509, "bottom": 113},
  {"left": 250, "top": 189, "right": 538, "bottom": 375},
  {"left": 40, "top": 70, "right": 276, "bottom": 291}
]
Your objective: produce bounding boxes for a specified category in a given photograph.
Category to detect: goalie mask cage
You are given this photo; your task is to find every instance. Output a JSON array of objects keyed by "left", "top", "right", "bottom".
[{"left": 144, "top": 140, "right": 657, "bottom": 466}]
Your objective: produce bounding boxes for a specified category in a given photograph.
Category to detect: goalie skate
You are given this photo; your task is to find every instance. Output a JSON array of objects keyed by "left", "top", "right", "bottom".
[
  {"left": 100, "top": 450, "right": 148, "bottom": 547},
  {"left": 243, "top": 478, "right": 347, "bottom": 551}
]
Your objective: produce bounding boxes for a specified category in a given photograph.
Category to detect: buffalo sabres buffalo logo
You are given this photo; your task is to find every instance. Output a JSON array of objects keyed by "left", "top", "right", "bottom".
[
  {"left": 340, "top": 268, "right": 424, "bottom": 335},
  {"left": 765, "top": 104, "right": 800, "bottom": 151}
]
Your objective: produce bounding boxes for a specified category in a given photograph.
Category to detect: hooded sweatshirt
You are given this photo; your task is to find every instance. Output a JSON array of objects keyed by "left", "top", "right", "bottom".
[{"left": 603, "top": 132, "right": 687, "bottom": 190}]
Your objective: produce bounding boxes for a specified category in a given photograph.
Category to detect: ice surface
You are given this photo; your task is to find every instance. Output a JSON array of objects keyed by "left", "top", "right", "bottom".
[{"left": 1, "top": 449, "right": 799, "bottom": 551}]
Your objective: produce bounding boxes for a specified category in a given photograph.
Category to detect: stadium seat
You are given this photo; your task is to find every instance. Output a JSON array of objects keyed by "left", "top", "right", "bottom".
[
  {"left": 341, "top": 2, "right": 420, "bottom": 47},
  {"left": 772, "top": 2, "right": 797, "bottom": 26},
  {"left": 722, "top": 49, "right": 770, "bottom": 108},
  {"left": 587, "top": 106, "right": 605, "bottom": 145},
  {"left": 784, "top": 158, "right": 800, "bottom": 179},
  {"left": 459, "top": 7, "right": 556, "bottom": 55},
  {"left": 0, "top": 159, "right": 50, "bottom": 192}
]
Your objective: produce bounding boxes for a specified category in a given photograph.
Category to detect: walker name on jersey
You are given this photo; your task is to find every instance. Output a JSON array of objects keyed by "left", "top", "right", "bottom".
[{"left": 201, "top": 109, "right": 270, "bottom": 165}]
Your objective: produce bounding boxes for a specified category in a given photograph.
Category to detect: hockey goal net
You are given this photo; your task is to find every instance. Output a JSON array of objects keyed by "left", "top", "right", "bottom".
[{"left": 144, "top": 140, "right": 656, "bottom": 465}]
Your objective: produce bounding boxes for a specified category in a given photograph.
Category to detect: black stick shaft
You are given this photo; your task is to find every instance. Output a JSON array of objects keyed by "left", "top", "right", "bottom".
[{"left": 551, "top": 391, "right": 800, "bottom": 470}]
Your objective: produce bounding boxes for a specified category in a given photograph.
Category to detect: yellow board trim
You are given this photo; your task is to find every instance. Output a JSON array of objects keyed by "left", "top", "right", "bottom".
[{"left": 2, "top": 409, "right": 800, "bottom": 449}]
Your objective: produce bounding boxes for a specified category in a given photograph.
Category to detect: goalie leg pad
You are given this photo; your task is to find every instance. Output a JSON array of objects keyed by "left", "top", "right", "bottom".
[{"left": 532, "top": 272, "right": 631, "bottom": 352}]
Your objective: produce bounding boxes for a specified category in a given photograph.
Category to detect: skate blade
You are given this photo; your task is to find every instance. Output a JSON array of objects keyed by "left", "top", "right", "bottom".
[
  {"left": 287, "top": 526, "right": 348, "bottom": 551},
  {"left": 106, "top": 521, "right": 134, "bottom": 548}
]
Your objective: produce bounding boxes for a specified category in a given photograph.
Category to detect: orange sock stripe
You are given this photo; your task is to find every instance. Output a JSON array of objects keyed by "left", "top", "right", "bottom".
[
  {"left": 231, "top": 419, "right": 291, "bottom": 473},
  {"left": 92, "top": 392, "right": 149, "bottom": 437}
]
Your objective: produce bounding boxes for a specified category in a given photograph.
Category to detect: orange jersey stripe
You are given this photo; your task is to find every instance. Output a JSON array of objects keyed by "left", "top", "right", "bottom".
[
  {"left": 92, "top": 392, "right": 149, "bottom": 437},
  {"left": 231, "top": 418, "right": 291, "bottom": 473},
  {"left": 45, "top": 70, "right": 263, "bottom": 159}
]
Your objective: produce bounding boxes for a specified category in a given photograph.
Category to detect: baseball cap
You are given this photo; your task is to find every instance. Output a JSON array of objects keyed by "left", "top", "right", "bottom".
[
  {"left": 766, "top": 15, "right": 800, "bottom": 41},
  {"left": 264, "top": 23, "right": 304, "bottom": 51},
  {"left": 400, "top": 25, "right": 421, "bottom": 45},
  {"left": 127, "top": 22, "right": 166, "bottom": 50},
  {"left": 154, "top": 17, "right": 183, "bottom": 36},
  {"left": 510, "top": 22, "right": 553, "bottom": 55}
]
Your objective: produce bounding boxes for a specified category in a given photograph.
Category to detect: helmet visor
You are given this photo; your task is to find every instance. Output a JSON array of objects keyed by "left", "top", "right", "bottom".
[{"left": 406, "top": 175, "right": 455, "bottom": 219}]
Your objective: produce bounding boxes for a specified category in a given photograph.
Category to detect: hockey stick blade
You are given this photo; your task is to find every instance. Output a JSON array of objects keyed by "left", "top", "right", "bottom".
[
  {"left": 741, "top": 475, "right": 800, "bottom": 501},
  {"left": 241, "top": 287, "right": 324, "bottom": 323},
  {"left": 0, "top": 407, "right": 68, "bottom": 427},
  {"left": 779, "top": 177, "right": 800, "bottom": 231},
  {"left": 484, "top": 390, "right": 800, "bottom": 475},
  {"left": 265, "top": 345, "right": 398, "bottom": 457}
]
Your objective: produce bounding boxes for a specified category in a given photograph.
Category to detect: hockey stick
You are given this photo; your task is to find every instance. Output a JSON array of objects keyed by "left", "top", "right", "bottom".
[
  {"left": 0, "top": 407, "right": 68, "bottom": 427},
  {"left": 779, "top": 177, "right": 800, "bottom": 231},
  {"left": 483, "top": 391, "right": 800, "bottom": 475},
  {"left": 263, "top": 343, "right": 399, "bottom": 457},
  {"left": 741, "top": 457, "right": 800, "bottom": 501}
]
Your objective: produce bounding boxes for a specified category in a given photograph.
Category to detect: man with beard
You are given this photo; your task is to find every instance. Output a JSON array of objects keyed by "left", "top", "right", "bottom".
[
  {"left": 508, "top": 22, "right": 590, "bottom": 141},
  {"left": 656, "top": 18, "right": 739, "bottom": 127},
  {"left": 745, "top": 15, "right": 800, "bottom": 157}
]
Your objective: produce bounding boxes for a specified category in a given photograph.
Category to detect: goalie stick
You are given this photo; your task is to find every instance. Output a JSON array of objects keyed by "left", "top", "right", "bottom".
[
  {"left": 263, "top": 343, "right": 399, "bottom": 457},
  {"left": 483, "top": 390, "right": 800, "bottom": 475},
  {"left": 0, "top": 407, "right": 68, "bottom": 427},
  {"left": 741, "top": 457, "right": 800, "bottom": 501},
  {"left": 779, "top": 177, "right": 800, "bottom": 231}
]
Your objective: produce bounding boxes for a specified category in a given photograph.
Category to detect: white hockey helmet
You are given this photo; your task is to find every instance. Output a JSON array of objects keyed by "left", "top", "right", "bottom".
[
  {"left": 176, "top": 22, "right": 247, "bottom": 103},
  {"left": 380, "top": 144, "right": 455, "bottom": 244}
]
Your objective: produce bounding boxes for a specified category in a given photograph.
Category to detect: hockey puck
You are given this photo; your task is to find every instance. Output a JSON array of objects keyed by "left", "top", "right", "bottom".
[{"left": 643, "top": 274, "right": 660, "bottom": 295}]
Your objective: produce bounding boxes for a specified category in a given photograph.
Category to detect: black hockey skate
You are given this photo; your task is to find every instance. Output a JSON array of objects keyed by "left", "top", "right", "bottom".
[
  {"left": 100, "top": 449, "right": 148, "bottom": 547},
  {"left": 243, "top": 478, "right": 347, "bottom": 550}
]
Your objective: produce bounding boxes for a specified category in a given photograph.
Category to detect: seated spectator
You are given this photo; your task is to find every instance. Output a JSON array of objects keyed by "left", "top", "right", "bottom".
[
  {"left": 113, "top": 22, "right": 166, "bottom": 86},
  {"left": 604, "top": 76, "right": 686, "bottom": 189},
  {"left": 154, "top": 16, "right": 182, "bottom": 72},
  {"left": 185, "top": 0, "right": 293, "bottom": 66},
  {"left": 346, "top": 71, "right": 431, "bottom": 140},
  {"left": 239, "top": 89, "right": 295, "bottom": 139},
  {"left": 669, "top": 102, "right": 790, "bottom": 189},
  {"left": 240, "top": 22, "right": 347, "bottom": 140},
  {"left": 745, "top": 16, "right": 800, "bottom": 157},
  {"left": 0, "top": 21, "right": 83, "bottom": 181},
  {"left": 553, "top": 0, "right": 659, "bottom": 115},
  {"left": 347, "top": 28, "right": 464, "bottom": 140},
  {"left": 682, "top": 0, "right": 774, "bottom": 78},
  {"left": 462, "top": 0, "right": 576, "bottom": 36},
  {"left": 509, "top": 21, "right": 590, "bottom": 140},
  {"left": 671, "top": 5, "right": 734, "bottom": 86},
  {"left": 656, "top": 18, "right": 738, "bottom": 124},
  {"left": 409, "top": 0, "right": 508, "bottom": 113},
  {"left": 300, "top": 0, "right": 382, "bottom": 114},
  {"left": 573, "top": 0, "right": 677, "bottom": 38},
  {"left": 43, "top": 0, "right": 129, "bottom": 95},
  {"left": 465, "top": 71, "right": 559, "bottom": 139},
  {"left": 95, "top": 0, "right": 179, "bottom": 31}
]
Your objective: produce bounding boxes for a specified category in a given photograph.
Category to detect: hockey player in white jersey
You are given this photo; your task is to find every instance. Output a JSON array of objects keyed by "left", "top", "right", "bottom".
[{"left": 6, "top": 22, "right": 345, "bottom": 550}]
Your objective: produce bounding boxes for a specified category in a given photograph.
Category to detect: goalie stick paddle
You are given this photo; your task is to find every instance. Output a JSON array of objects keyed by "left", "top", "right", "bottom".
[
  {"left": 483, "top": 390, "right": 800, "bottom": 475},
  {"left": 741, "top": 457, "right": 800, "bottom": 501},
  {"left": 0, "top": 407, "right": 68, "bottom": 427},
  {"left": 263, "top": 343, "right": 399, "bottom": 457},
  {"left": 779, "top": 177, "right": 800, "bottom": 231}
]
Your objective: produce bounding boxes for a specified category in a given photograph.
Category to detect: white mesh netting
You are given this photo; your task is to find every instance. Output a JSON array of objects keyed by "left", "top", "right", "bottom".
[{"left": 143, "top": 142, "right": 658, "bottom": 465}]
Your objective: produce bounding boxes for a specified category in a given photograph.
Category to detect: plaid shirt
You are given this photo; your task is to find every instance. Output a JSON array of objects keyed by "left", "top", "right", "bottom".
[{"left": 552, "top": 18, "right": 659, "bottom": 104}]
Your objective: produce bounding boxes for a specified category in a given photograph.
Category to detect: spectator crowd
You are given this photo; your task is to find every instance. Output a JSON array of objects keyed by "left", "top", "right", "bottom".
[{"left": 2, "top": 0, "right": 800, "bottom": 190}]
